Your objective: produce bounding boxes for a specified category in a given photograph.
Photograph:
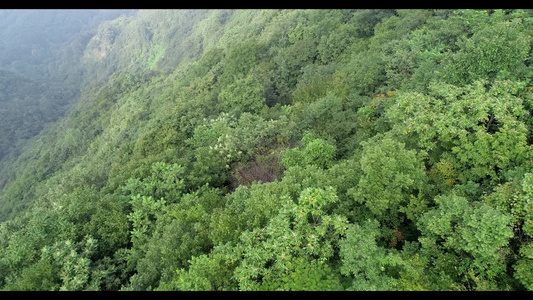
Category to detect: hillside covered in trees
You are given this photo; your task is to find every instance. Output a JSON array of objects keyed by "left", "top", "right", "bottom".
[
  {"left": 0, "top": 9, "right": 533, "bottom": 291},
  {"left": 0, "top": 9, "right": 136, "bottom": 180}
]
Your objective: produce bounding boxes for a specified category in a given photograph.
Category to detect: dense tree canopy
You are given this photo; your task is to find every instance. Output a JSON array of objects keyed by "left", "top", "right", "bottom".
[{"left": 1, "top": 9, "right": 533, "bottom": 291}]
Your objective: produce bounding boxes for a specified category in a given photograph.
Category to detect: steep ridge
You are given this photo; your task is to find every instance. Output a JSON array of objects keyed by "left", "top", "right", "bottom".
[
  {"left": 0, "top": 9, "right": 137, "bottom": 185},
  {"left": 0, "top": 9, "right": 532, "bottom": 291}
]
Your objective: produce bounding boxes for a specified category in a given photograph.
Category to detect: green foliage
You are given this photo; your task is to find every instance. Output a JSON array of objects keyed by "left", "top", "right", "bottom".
[
  {"left": 218, "top": 74, "right": 266, "bottom": 115},
  {"left": 126, "top": 186, "right": 223, "bottom": 290},
  {"left": 342, "top": 49, "right": 386, "bottom": 95},
  {"left": 231, "top": 187, "right": 346, "bottom": 291},
  {"left": 122, "top": 161, "right": 185, "bottom": 203},
  {"left": 281, "top": 133, "right": 336, "bottom": 169},
  {"left": 510, "top": 173, "right": 533, "bottom": 290},
  {"left": 170, "top": 250, "right": 238, "bottom": 291},
  {"left": 386, "top": 80, "right": 531, "bottom": 186},
  {"left": 84, "top": 196, "right": 130, "bottom": 256},
  {"left": 0, "top": 69, "right": 73, "bottom": 162},
  {"left": 418, "top": 193, "right": 514, "bottom": 283},
  {"left": 2, "top": 9, "right": 533, "bottom": 291},
  {"left": 175, "top": 187, "right": 347, "bottom": 291},
  {"left": 294, "top": 91, "right": 358, "bottom": 154},
  {"left": 340, "top": 219, "right": 403, "bottom": 290},
  {"left": 219, "top": 42, "right": 267, "bottom": 84},
  {"left": 256, "top": 256, "right": 343, "bottom": 291},
  {"left": 349, "top": 133, "right": 426, "bottom": 220},
  {"left": 127, "top": 195, "right": 165, "bottom": 242},
  {"left": 2, "top": 259, "right": 57, "bottom": 291},
  {"left": 39, "top": 236, "right": 97, "bottom": 291},
  {"left": 445, "top": 17, "right": 530, "bottom": 85},
  {"left": 514, "top": 243, "right": 533, "bottom": 290},
  {"left": 186, "top": 112, "right": 293, "bottom": 189}
]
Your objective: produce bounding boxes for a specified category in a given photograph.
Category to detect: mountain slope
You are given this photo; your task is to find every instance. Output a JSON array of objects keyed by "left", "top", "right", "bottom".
[
  {"left": 0, "top": 9, "right": 137, "bottom": 183},
  {"left": 0, "top": 9, "right": 533, "bottom": 291}
]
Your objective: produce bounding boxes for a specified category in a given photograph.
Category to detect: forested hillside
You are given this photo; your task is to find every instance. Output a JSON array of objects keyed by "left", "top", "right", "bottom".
[
  {"left": 0, "top": 9, "right": 135, "bottom": 173},
  {"left": 0, "top": 9, "right": 533, "bottom": 291}
]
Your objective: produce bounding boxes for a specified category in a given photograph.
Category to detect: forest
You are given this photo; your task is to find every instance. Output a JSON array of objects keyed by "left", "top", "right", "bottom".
[{"left": 0, "top": 9, "right": 532, "bottom": 291}]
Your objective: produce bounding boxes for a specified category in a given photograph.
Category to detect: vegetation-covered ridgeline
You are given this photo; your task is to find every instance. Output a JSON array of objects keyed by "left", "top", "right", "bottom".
[
  {"left": 0, "top": 9, "right": 136, "bottom": 181},
  {"left": 0, "top": 9, "right": 533, "bottom": 291}
]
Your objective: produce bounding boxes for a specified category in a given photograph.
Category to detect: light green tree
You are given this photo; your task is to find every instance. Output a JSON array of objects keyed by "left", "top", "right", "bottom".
[
  {"left": 418, "top": 193, "right": 514, "bottom": 288},
  {"left": 339, "top": 219, "right": 404, "bottom": 290},
  {"left": 174, "top": 187, "right": 347, "bottom": 291},
  {"left": 348, "top": 132, "right": 426, "bottom": 221},
  {"left": 218, "top": 74, "right": 266, "bottom": 115},
  {"left": 512, "top": 173, "right": 533, "bottom": 290},
  {"left": 385, "top": 80, "right": 531, "bottom": 186},
  {"left": 39, "top": 236, "right": 98, "bottom": 291},
  {"left": 282, "top": 133, "right": 336, "bottom": 170}
]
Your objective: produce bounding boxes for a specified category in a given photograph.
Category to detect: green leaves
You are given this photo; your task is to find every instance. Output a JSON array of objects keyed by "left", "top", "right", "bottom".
[
  {"left": 175, "top": 187, "right": 347, "bottom": 291},
  {"left": 39, "top": 236, "right": 98, "bottom": 291},
  {"left": 259, "top": 257, "right": 343, "bottom": 291},
  {"left": 339, "top": 219, "right": 403, "bottom": 290},
  {"left": 445, "top": 16, "right": 530, "bottom": 84},
  {"left": 2, "top": 8, "right": 533, "bottom": 292},
  {"left": 127, "top": 195, "right": 166, "bottom": 241},
  {"left": 349, "top": 133, "right": 426, "bottom": 219},
  {"left": 172, "top": 253, "right": 237, "bottom": 291},
  {"left": 122, "top": 161, "right": 185, "bottom": 203},
  {"left": 230, "top": 187, "right": 346, "bottom": 290},
  {"left": 218, "top": 74, "right": 266, "bottom": 115},
  {"left": 282, "top": 133, "right": 336, "bottom": 170},
  {"left": 187, "top": 112, "right": 293, "bottom": 189},
  {"left": 418, "top": 193, "right": 513, "bottom": 280},
  {"left": 127, "top": 186, "right": 224, "bottom": 291},
  {"left": 460, "top": 205, "right": 513, "bottom": 277},
  {"left": 386, "top": 80, "right": 531, "bottom": 185},
  {"left": 511, "top": 173, "right": 533, "bottom": 290},
  {"left": 514, "top": 243, "right": 533, "bottom": 290}
]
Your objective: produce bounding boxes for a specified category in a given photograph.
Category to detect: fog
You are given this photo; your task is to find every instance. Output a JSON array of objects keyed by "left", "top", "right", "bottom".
[{"left": 0, "top": 9, "right": 137, "bottom": 162}]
